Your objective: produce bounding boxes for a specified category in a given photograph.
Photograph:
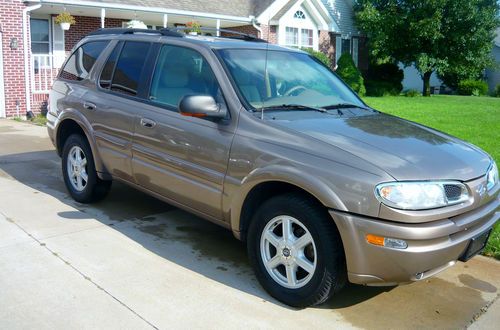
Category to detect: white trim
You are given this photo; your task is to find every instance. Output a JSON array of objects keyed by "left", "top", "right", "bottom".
[
  {"left": 257, "top": 0, "right": 333, "bottom": 30},
  {"left": 100, "top": 8, "right": 105, "bottom": 28},
  {"left": 51, "top": 17, "right": 65, "bottom": 68},
  {"left": 216, "top": 19, "right": 221, "bottom": 36},
  {"left": 278, "top": 2, "right": 319, "bottom": 51},
  {"left": 0, "top": 30, "right": 5, "bottom": 118},
  {"left": 23, "top": 4, "right": 43, "bottom": 116},
  {"left": 28, "top": 0, "right": 253, "bottom": 23},
  {"left": 163, "top": 14, "right": 168, "bottom": 28}
]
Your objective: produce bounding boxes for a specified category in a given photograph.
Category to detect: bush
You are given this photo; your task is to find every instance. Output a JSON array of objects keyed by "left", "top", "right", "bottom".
[
  {"left": 493, "top": 84, "right": 500, "bottom": 97},
  {"left": 301, "top": 48, "right": 331, "bottom": 68},
  {"left": 336, "top": 53, "right": 366, "bottom": 96},
  {"left": 404, "top": 89, "right": 420, "bottom": 97},
  {"left": 457, "top": 79, "right": 488, "bottom": 96},
  {"left": 364, "top": 62, "right": 403, "bottom": 96}
]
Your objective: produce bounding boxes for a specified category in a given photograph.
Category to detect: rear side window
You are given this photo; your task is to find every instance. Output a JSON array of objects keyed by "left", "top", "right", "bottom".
[
  {"left": 59, "top": 41, "right": 109, "bottom": 81},
  {"left": 101, "top": 41, "right": 150, "bottom": 96}
]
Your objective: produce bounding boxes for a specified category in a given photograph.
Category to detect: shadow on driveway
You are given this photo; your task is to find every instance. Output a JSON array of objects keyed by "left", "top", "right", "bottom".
[{"left": 0, "top": 149, "right": 390, "bottom": 310}]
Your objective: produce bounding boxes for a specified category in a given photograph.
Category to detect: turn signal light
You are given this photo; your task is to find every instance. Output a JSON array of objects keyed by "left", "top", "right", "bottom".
[{"left": 366, "top": 234, "right": 408, "bottom": 249}]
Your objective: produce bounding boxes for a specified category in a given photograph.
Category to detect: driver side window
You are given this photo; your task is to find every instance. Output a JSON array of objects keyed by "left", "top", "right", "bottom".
[{"left": 149, "top": 45, "right": 224, "bottom": 112}]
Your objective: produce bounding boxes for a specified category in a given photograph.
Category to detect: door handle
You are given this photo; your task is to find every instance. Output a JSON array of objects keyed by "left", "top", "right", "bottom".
[
  {"left": 83, "top": 101, "right": 96, "bottom": 111},
  {"left": 140, "top": 118, "right": 156, "bottom": 128}
]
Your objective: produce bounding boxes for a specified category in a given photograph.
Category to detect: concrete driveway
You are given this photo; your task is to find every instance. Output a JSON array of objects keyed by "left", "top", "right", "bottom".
[{"left": 0, "top": 118, "right": 499, "bottom": 329}]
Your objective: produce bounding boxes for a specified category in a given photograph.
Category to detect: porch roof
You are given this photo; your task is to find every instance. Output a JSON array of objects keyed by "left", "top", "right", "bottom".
[{"left": 27, "top": 0, "right": 271, "bottom": 24}]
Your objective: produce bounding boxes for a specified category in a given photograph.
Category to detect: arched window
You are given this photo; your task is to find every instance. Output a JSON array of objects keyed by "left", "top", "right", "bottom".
[{"left": 294, "top": 10, "right": 306, "bottom": 19}]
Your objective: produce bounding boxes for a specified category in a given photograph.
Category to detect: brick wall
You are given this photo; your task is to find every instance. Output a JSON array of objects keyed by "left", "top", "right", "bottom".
[
  {"left": 222, "top": 25, "right": 259, "bottom": 38},
  {"left": 1, "top": 0, "right": 28, "bottom": 117},
  {"left": 319, "top": 30, "right": 335, "bottom": 68},
  {"left": 64, "top": 16, "right": 126, "bottom": 52}
]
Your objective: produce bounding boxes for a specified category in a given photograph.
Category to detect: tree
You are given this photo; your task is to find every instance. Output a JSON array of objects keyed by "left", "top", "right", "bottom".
[{"left": 354, "top": 0, "right": 499, "bottom": 96}]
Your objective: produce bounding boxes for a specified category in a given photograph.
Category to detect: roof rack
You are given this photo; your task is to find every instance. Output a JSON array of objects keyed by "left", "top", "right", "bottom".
[
  {"left": 171, "top": 27, "right": 267, "bottom": 43},
  {"left": 87, "top": 28, "right": 184, "bottom": 38}
]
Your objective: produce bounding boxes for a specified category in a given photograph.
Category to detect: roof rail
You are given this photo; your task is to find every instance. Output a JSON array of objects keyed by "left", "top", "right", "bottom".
[
  {"left": 87, "top": 28, "right": 184, "bottom": 38},
  {"left": 170, "top": 27, "right": 267, "bottom": 42}
]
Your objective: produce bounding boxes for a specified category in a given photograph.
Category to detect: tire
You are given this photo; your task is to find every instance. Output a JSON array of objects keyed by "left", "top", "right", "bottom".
[
  {"left": 62, "top": 134, "right": 111, "bottom": 203},
  {"left": 247, "top": 193, "right": 346, "bottom": 307}
]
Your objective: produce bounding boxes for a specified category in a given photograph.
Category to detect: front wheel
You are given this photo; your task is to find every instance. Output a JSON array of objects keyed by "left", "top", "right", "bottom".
[
  {"left": 247, "top": 193, "right": 346, "bottom": 307},
  {"left": 62, "top": 134, "right": 111, "bottom": 203}
]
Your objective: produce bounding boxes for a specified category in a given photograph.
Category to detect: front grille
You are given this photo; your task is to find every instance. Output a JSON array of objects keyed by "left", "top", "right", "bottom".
[{"left": 444, "top": 184, "right": 463, "bottom": 201}]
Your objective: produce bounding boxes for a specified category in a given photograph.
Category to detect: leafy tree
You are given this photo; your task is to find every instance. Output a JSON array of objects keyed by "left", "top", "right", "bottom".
[
  {"left": 354, "top": 0, "right": 499, "bottom": 96},
  {"left": 336, "top": 53, "right": 366, "bottom": 95},
  {"left": 301, "top": 47, "right": 332, "bottom": 68}
]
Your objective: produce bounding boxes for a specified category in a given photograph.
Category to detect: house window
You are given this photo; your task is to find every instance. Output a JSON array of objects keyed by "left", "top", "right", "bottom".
[
  {"left": 285, "top": 27, "right": 314, "bottom": 48},
  {"left": 285, "top": 27, "right": 298, "bottom": 47},
  {"left": 342, "top": 38, "right": 351, "bottom": 54},
  {"left": 30, "top": 18, "right": 50, "bottom": 54},
  {"left": 294, "top": 10, "right": 306, "bottom": 19},
  {"left": 301, "top": 29, "right": 313, "bottom": 48}
]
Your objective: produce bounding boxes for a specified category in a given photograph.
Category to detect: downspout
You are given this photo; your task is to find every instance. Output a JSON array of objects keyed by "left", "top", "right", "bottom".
[
  {"left": 23, "top": 3, "right": 42, "bottom": 117},
  {"left": 250, "top": 16, "right": 262, "bottom": 38}
]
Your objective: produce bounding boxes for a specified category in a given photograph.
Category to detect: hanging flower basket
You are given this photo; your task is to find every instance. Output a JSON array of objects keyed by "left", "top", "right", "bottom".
[
  {"left": 54, "top": 12, "right": 76, "bottom": 31},
  {"left": 185, "top": 21, "right": 202, "bottom": 35},
  {"left": 126, "top": 20, "right": 148, "bottom": 29}
]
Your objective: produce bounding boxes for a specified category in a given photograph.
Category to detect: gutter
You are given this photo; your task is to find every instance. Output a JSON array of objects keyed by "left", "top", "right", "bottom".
[
  {"left": 28, "top": 0, "right": 253, "bottom": 23},
  {"left": 250, "top": 16, "right": 262, "bottom": 38},
  {"left": 23, "top": 3, "right": 42, "bottom": 116}
]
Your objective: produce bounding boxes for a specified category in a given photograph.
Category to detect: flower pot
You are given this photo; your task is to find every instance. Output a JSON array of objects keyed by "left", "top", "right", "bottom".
[
  {"left": 60, "top": 22, "right": 71, "bottom": 30},
  {"left": 188, "top": 32, "right": 198, "bottom": 36}
]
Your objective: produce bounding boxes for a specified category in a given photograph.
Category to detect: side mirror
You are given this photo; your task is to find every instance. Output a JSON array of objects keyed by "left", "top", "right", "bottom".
[{"left": 179, "top": 95, "right": 227, "bottom": 119}]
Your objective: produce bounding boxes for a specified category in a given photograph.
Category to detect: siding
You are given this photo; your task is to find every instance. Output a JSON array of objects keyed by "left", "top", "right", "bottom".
[{"left": 321, "top": 0, "right": 358, "bottom": 35}]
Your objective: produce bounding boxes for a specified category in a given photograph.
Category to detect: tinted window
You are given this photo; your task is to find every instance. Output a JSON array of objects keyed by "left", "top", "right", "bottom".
[
  {"left": 110, "top": 41, "right": 150, "bottom": 96},
  {"left": 60, "top": 41, "right": 109, "bottom": 81},
  {"left": 149, "top": 45, "right": 223, "bottom": 108},
  {"left": 99, "top": 42, "right": 122, "bottom": 89}
]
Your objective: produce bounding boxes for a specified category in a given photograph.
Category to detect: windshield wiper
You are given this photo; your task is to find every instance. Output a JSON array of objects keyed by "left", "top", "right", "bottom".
[
  {"left": 259, "top": 104, "right": 327, "bottom": 113},
  {"left": 324, "top": 103, "right": 375, "bottom": 113}
]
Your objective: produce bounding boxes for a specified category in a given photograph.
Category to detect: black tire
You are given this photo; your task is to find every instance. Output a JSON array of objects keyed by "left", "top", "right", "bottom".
[
  {"left": 247, "top": 193, "right": 346, "bottom": 307},
  {"left": 62, "top": 134, "right": 111, "bottom": 203}
]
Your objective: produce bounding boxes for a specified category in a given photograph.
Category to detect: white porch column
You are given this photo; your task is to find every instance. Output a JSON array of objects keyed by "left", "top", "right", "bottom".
[
  {"left": 216, "top": 19, "right": 221, "bottom": 36},
  {"left": 101, "top": 8, "right": 105, "bottom": 28},
  {"left": 163, "top": 14, "right": 168, "bottom": 28}
]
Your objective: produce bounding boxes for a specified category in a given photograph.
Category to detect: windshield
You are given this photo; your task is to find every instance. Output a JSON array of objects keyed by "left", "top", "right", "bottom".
[{"left": 217, "top": 49, "right": 364, "bottom": 110}]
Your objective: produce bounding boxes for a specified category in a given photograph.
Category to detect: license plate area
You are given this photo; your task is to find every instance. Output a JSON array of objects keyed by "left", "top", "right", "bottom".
[{"left": 459, "top": 229, "right": 492, "bottom": 262}]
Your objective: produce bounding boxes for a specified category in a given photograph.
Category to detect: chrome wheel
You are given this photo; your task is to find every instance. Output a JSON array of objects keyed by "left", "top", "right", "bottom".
[
  {"left": 260, "top": 215, "right": 317, "bottom": 289},
  {"left": 66, "top": 146, "right": 88, "bottom": 192}
]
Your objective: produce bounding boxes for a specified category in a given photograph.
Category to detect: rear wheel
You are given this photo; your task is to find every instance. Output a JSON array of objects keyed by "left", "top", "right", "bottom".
[
  {"left": 62, "top": 134, "right": 111, "bottom": 203},
  {"left": 247, "top": 193, "right": 346, "bottom": 307}
]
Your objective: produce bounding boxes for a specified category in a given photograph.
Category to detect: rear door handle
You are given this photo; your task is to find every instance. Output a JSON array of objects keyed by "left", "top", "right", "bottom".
[
  {"left": 83, "top": 101, "right": 96, "bottom": 111},
  {"left": 140, "top": 118, "right": 156, "bottom": 128}
]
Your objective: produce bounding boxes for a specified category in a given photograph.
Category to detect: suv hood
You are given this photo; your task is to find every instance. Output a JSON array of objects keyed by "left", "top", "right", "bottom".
[{"left": 271, "top": 112, "right": 491, "bottom": 181}]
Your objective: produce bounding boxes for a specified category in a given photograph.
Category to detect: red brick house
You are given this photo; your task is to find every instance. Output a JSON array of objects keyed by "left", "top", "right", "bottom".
[{"left": 0, "top": 0, "right": 366, "bottom": 118}]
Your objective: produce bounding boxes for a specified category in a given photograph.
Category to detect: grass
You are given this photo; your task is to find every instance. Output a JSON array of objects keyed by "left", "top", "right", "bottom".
[
  {"left": 30, "top": 114, "right": 48, "bottom": 126},
  {"left": 362, "top": 95, "right": 500, "bottom": 259}
]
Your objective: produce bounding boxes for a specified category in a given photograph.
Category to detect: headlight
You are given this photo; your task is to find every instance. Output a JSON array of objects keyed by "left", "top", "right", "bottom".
[
  {"left": 375, "top": 181, "right": 469, "bottom": 210},
  {"left": 486, "top": 162, "right": 498, "bottom": 191}
]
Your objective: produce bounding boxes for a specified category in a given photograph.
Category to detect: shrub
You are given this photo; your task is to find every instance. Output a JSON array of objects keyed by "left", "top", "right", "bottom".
[
  {"left": 301, "top": 48, "right": 331, "bottom": 68},
  {"left": 364, "top": 62, "right": 403, "bottom": 96},
  {"left": 457, "top": 79, "right": 488, "bottom": 96},
  {"left": 404, "top": 89, "right": 420, "bottom": 97},
  {"left": 493, "top": 84, "right": 500, "bottom": 97},
  {"left": 336, "top": 53, "right": 366, "bottom": 96}
]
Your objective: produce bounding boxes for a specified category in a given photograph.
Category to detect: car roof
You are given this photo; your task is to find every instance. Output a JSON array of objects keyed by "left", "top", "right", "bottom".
[{"left": 82, "top": 28, "right": 303, "bottom": 53}]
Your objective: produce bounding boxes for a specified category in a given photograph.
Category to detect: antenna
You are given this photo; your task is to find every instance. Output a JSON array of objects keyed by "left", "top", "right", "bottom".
[{"left": 260, "top": 18, "right": 271, "bottom": 120}]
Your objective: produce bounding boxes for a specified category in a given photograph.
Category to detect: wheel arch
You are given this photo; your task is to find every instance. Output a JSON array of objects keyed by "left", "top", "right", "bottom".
[
  {"left": 230, "top": 166, "right": 346, "bottom": 242},
  {"left": 55, "top": 115, "right": 108, "bottom": 178}
]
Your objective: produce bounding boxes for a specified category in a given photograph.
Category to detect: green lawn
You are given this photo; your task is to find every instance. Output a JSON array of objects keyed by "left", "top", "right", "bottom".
[{"left": 362, "top": 95, "right": 500, "bottom": 259}]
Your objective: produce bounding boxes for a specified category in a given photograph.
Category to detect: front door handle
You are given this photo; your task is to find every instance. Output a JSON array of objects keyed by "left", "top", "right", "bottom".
[
  {"left": 83, "top": 101, "right": 96, "bottom": 111},
  {"left": 140, "top": 118, "right": 156, "bottom": 128}
]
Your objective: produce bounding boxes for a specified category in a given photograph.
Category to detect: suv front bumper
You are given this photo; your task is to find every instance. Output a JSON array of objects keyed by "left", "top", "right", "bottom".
[{"left": 330, "top": 195, "right": 499, "bottom": 286}]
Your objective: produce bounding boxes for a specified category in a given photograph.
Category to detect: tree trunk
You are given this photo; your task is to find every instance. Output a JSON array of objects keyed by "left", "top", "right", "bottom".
[{"left": 422, "top": 71, "right": 432, "bottom": 96}]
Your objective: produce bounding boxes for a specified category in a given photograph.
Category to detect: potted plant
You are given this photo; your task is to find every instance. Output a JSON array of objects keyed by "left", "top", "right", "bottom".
[
  {"left": 54, "top": 12, "right": 76, "bottom": 30},
  {"left": 185, "top": 21, "right": 202, "bottom": 35},
  {"left": 126, "top": 20, "right": 148, "bottom": 29}
]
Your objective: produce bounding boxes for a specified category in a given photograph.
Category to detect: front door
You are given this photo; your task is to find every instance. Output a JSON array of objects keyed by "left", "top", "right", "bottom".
[{"left": 132, "top": 44, "right": 235, "bottom": 219}]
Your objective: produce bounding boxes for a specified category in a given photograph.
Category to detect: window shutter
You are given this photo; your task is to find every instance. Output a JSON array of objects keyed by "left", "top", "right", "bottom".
[
  {"left": 335, "top": 35, "right": 342, "bottom": 64},
  {"left": 352, "top": 38, "right": 359, "bottom": 67},
  {"left": 52, "top": 17, "right": 65, "bottom": 68}
]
